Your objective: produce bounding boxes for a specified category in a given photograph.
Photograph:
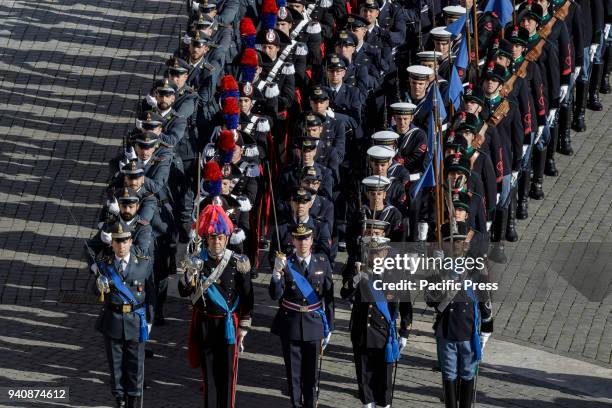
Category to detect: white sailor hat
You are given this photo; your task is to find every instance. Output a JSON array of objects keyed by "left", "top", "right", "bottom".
[
  {"left": 406, "top": 65, "right": 434, "bottom": 80},
  {"left": 367, "top": 145, "right": 395, "bottom": 162},
  {"left": 430, "top": 27, "right": 452, "bottom": 41},
  {"left": 443, "top": 5, "right": 467, "bottom": 17},
  {"left": 362, "top": 219, "right": 390, "bottom": 233},
  {"left": 362, "top": 175, "right": 391, "bottom": 191},
  {"left": 416, "top": 50, "right": 443, "bottom": 62},
  {"left": 371, "top": 130, "right": 400, "bottom": 146},
  {"left": 390, "top": 102, "right": 417, "bottom": 115},
  {"left": 362, "top": 234, "right": 391, "bottom": 246}
]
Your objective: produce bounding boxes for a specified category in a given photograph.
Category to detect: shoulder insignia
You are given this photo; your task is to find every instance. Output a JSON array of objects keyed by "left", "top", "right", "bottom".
[
  {"left": 318, "top": 255, "right": 326, "bottom": 262},
  {"left": 233, "top": 253, "right": 251, "bottom": 274},
  {"left": 135, "top": 252, "right": 150, "bottom": 260},
  {"left": 137, "top": 219, "right": 150, "bottom": 226},
  {"left": 203, "top": 62, "right": 216, "bottom": 72}
]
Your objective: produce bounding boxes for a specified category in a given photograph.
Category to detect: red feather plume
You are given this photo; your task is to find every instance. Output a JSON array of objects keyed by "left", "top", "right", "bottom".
[
  {"left": 240, "top": 48, "right": 259, "bottom": 67},
  {"left": 204, "top": 160, "right": 222, "bottom": 181},
  {"left": 220, "top": 74, "right": 238, "bottom": 92},
  {"left": 262, "top": 0, "right": 278, "bottom": 14},
  {"left": 222, "top": 97, "right": 240, "bottom": 115},
  {"left": 240, "top": 17, "right": 257, "bottom": 36},
  {"left": 218, "top": 130, "right": 236, "bottom": 152}
]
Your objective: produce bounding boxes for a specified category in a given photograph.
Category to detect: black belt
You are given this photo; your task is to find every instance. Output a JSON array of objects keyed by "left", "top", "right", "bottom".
[{"left": 107, "top": 303, "right": 145, "bottom": 313}]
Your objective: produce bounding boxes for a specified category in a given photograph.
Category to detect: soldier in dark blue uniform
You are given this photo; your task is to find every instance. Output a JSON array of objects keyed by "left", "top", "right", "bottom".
[
  {"left": 178, "top": 203, "right": 253, "bottom": 408},
  {"left": 269, "top": 223, "right": 334, "bottom": 408},
  {"left": 332, "top": 30, "right": 379, "bottom": 94},
  {"left": 340, "top": 234, "right": 412, "bottom": 408},
  {"left": 425, "top": 192, "right": 494, "bottom": 408},
  {"left": 325, "top": 54, "right": 366, "bottom": 126},
  {"left": 92, "top": 222, "right": 154, "bottom": 408}
]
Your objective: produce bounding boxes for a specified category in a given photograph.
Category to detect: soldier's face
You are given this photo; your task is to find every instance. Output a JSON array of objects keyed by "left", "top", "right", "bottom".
[
  {"left": 536, "top": 0, "right": 549, "bottom": 10},
  {"left": 168, "top": 72, "right": 188, "bottom": 89},
  {"left": 370, "top": 159, "right": 390, "bottom": 176},
  {"left": 124, "top": 175, "right": 144, "bottom": 190},
  {"left": 156, "top": 92, "right": 175, "bottom": 110},
  {"left": 326, "top": 68, "right": 346, "bottom": 86},
  {"left": 360, "top": 8, "right": 379, "bottom": 25},
  {"left": 336, "top": 44, "right": 355, "bottom": 61},
  {"left": 206, "top": 234, "right": 228, "bottom": 257},
  {"left": 291, "top": 200, "right": 312, "bottom": 218},
  {"left": 445, "top": 16, "right": 460, "bottom": 25},
  {"left": 293, "top": 235, "right": 313, "bottom": 257},
  {"left": 239, "top": 97, "right": 253, "bottom": 114},
  {"left": 409, "top": 78, "right": 428, "bottom": 100},
  {"left": 276, "top": 21, "right": 291, "bottom": 36},
  {"left": 288, "top": 2, "right": 304, "bottom": 13},
  {"left": 483, "top": 78, "right": 501, "bottom": 95},
  {"left": 120, "top": 202, "right": 139, "bottom": 221},
  {"left": 221, "top": 179, "right": 232, "bottom": 195},
  {"left": 232, "top": 145, "right": 243, "bottom": 163},
  {"left": 135, "top": 144, "right": 155, "bottom": 161},
  {"left": 189, "top": 43, "right": 208, "bottom": 61},
  {"left": 461, "top": 130, "right": 475, "bottom": 145},
  {"left": 367, "top": 190, "right": 386, "bottom": 207},
  {"left": 301, "top": 148, "right": 317, "bottom": 164},
  {"left": 512, "top": 44, "right": 525, "bottom": 59},
  {"left": 394, "top": 114, "right": 412, "bottom": 133},
  {"left": 301, "top": 179, "right": 321, "bottom": 192},
  {"left": 460, "top": 0, "right": 473, "bottom": 8},
  {"left": 495, "top": 54, "right": 511, "bottom": 69},
  {"left": 464, "top": 102, "right": 482, "bottom": 115},
  {"left": 521, "top": 18, "right": 538, "bottom": 35},
  {"left": 261, "top": 44, "right": 279, "bottom": 60},
  {"left": 434, "top": 40, "right": 450, "bottom": 56},
  {"left": 421, "top": 60, "right": 436, "bottom": 73},
  {"left": 447, "top": 171, "right": 467, "bottom": 189},
  {"left": 310, "top": 99, "right": 329, "bottom": 113},
  {"left": 351, "top": 27, "right": 366, "bottom": 43},
  {"left": 306, "top": 125, "right": 322, "bottom": 138},
  {"left": 112, "top": 238, "right": 132, "bottom": 258},
  {"left": 454, "top": 208, "right": 468, "bottom": 222}
]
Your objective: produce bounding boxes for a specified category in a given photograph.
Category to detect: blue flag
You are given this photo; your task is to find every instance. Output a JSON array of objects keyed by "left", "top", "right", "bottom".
[
  {"left": 455, "top": 35, "right": 469, "bottom": 70},
  {"left": 485, "top": 0, "right": 513, "bottom": 26},
  {"left": 448, "top": 65, "right": 464, "bottom": 111},
  {"left": 446, "top": 15, "right": 466, "bottom": 38},
  {"left": 420, "top": 82, "right": 447, "bottom": 124},
  {"left": 411, "top": 109, "right": 442, "bottom": 199}
]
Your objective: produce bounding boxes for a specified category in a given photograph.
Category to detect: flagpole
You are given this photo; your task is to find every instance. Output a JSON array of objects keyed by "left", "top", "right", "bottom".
[
  {"left": 472, "top": 1, "right": 480, "bottom": 64},
  {"left": 431, "top": 60, "right": 444, "bottom": 248},
  {"left": 465, "top": 8, "right": 472, "bottom": 65}
]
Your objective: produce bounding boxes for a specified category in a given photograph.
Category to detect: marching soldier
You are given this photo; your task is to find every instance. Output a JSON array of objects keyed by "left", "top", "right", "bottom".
[
  {"left": 178, "top": 203, "right": 254, "bottom": 408},
  {"left": 92, "top": 222, "right": 154, "bottom": 408},
  {"left": 269, "top": 224, "right": 334, "bottom": 408},
  {"left": 340, "top": 231, "right": 412, "bottom": 408}
]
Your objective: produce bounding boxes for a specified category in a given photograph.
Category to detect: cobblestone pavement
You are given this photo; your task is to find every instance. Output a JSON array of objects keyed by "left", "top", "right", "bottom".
[{"left": 0, "top": 0, "right": 611, "bottom": 407}]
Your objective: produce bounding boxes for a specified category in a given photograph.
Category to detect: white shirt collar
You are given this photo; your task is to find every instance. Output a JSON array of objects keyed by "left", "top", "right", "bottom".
[
  {"left": 331, "top": 84, "right": 342, "bottom": 93},
  {"left": 139, "top": 157, "right": 151, "bottom": 167},
  {"left": 115, "top": 253, "right": 130, "bottom": 267},
  {"left": 160, "top": 108, "right": 172, "bottom": 117},
  {"left": 296, "top": 254, "right": 312, "bottom": 266}
]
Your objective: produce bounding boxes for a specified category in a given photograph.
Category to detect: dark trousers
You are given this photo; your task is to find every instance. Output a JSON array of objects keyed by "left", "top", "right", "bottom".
[
  {"left": 280, "top": 338, "right": 320, "bottom": 408},
  {"left": 200, "top": 342, "right": 238, "bottom": 408},
  {"left": 353, "top": 347, "right": 394, "bottom": 406},
  {"left": 104, "top": 336, "right": 145, "bottom": 397}
]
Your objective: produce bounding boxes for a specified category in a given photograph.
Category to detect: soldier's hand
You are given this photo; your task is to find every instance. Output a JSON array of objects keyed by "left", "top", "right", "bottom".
[
  {"left": 90, "top": 263, "right": 99, "bottom": 275},
  {"left": 238, "top": 328, "right": 248, "bottom": 353},
  {"left": 534, "top": 126, "right": 545, "bottom": 145},
  {"left": 352, "top": 271, "right": 367, "bottom": 287},
  {"left": 589, "top": 43, "right": 599, "bottom": 61},
  {"left": 399, "top": 336, "right": 408, "bottom": 352},
  {"left": 145, "top": 93, "right": 157, "bottom": 108},
  {"left": 100, "top": 230, "right": 112, "bottom": 245},
  {"left": 273, "top": 253, "right": 287, "bottom": 273},
  {"left": 559, "top": 85, "right": 569, "bottom": 102},
  {"left": 107, "top": 198, "right": 120, "bottom": 216},
  {"left": 480, "top": 332, "right": 492, "bottom": 351},
  {"left": 511, "top": 171, "right": 519, "bottom": 187},
  {"left": 96, "top": 275, "right": 110, "bottom": 294},
  {"left": 125, "top": 146, "right": 137, "bottom": 161}
]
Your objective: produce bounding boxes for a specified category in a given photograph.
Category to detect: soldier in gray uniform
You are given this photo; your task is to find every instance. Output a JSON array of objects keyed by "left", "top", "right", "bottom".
[{"left": 92, "top": 222, "right": 154, "bottom": 408}]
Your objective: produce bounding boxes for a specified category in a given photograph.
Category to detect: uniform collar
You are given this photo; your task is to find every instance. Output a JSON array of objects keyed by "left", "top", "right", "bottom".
[
  {"left": 528, "top": 32, "right": 540, "bottom": 42},
  {"left": 296, "top": 253, "right": 312, "bottom": 267},
  {"left": 115, "top": 253, "right": 131, "bottom": 267}
]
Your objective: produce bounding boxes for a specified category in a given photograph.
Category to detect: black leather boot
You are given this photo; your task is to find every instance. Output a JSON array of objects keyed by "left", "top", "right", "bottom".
[
  {"left": 443, "top": 379, "right": 458, "bottom": 408},
  {"left": 572, "top": 80, "right": 588, "bottom": 132},
  {"left": 126, "top": 396, "right": 138, "bottom": 408},
  {"left": 601, "top": 46, "right": 611, "bottom": 94},
  {"left": 557, "top": 104, "right": 574, "bottom": 155},
  {"left": 544, "top": 126, "right": 559, "bottom": 177},
  {"left": 588, "top": 63, "right": 604, "bottom": 111},
  {"left": 517, "top": 169, "right": 530, "bottom": 219},
  {"left": 506, "top": 193, "right": 519, "bottom": 242},
  {"left": 489, "top": 208, "right": 508, "bottom": 264},
  {"left": 530, "top": 149, "right": 546, "bottom": 200},
  {"left": 115, "top": 396, "right": 126, "bottom": 408},
  {"left": 459, "top": 378, "right": 475, "bottom": 408}
]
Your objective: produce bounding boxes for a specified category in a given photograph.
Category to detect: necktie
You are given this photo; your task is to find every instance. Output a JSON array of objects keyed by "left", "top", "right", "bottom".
[
  {"left": 118, "top": 260, "right": 126, "bottom": 279},
  {"left": 301, "top": 260, "right": 308, "bottom": 276}
]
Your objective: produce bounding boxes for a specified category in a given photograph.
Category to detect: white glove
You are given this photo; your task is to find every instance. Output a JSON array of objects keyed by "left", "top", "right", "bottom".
[
  {"left": 432, "top": 249, "right": 444, "bottom": 259},
  {"left": 90, "top": 263, "right": 99, "bottom": 275},
  {"left": 100, "top": 230, "right": 112, "bottom": 245},
  {"left": 480, "top": 332, "right": 492, "bottom": 350},
  {"left": 534, "top": 125, "right": 545, "bottom": 145},
  {"left": 486, "top": 221, "right": 492, "bottom": 232},
  {"left": 107, "top": 198, "right": 120, "bottom": 216},
  {"left": 125, "top": 146, "right": 137, "bottom": 161},
  {"left": 135, "top": 119, "right": 143, "bottom": 130},
  {"left": 322, "top": 332, "right": 332, "bottom": 350},
  {"left": 589, "top": 43, "right": 599, "bottom": 61},
  {"left": 399, "top": 336, "right": 408, "bottom": 352},
  {"left": 511, "top": 171, "right": 519, "bottom": 186},
  {"left": 192, "top": 1, "right": 200, "bottom": 12},
  {"left": 182, "top": 34, "right": 192, "bottom": 45},
  {"left": 145, "top": 94, "right": 157, "bottom": 108},
  {"left": 559, "top": 85, "right": 568, "bottom": 102},
  {"left": 496, "top": 193, "right": 501, "bottom": 204},
  {"left": 352, "top": 271, "right": 367, "bottom": 286},
  {"left": 605, "top": 24, "right": 611, "bottom": 39},
  {"left": 273, "top": 254, "right": 287, "bottom": 273},
  {"left": 547, "top": 108, "right": 557, "bottom": 125},
  {"left": 238, "top": 328, "right": 248, "bottom": 353},
  {"left": 147, "top": 323, "right": 152, "bottom": 335}
]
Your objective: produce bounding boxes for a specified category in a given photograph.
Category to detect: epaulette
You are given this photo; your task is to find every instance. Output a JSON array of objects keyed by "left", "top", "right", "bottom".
[
  {"left": 153, "top": 156, "right": 167, "bottom": 164},
  {"left": 318, "top": 255, "right": 326, "bottom": 262},
  {"left": 233, "top": 253, "right": 251, "bottom": 274},
  {"left": 135, "top": 250, "right": 150, "bottom": 260},
  {"left": 203, "top": 62, "right": 216, "bottom": 72},
  {"left": 100, "top": 255, "right": 113, "bottom": 264},
  {"left": 137, "top": 219, "right": 150, "bottom": 226}
]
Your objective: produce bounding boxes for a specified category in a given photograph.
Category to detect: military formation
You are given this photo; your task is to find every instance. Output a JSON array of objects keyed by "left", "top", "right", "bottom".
[{"left": 84, "top": 0, "right": 611, "bottom": 406}]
